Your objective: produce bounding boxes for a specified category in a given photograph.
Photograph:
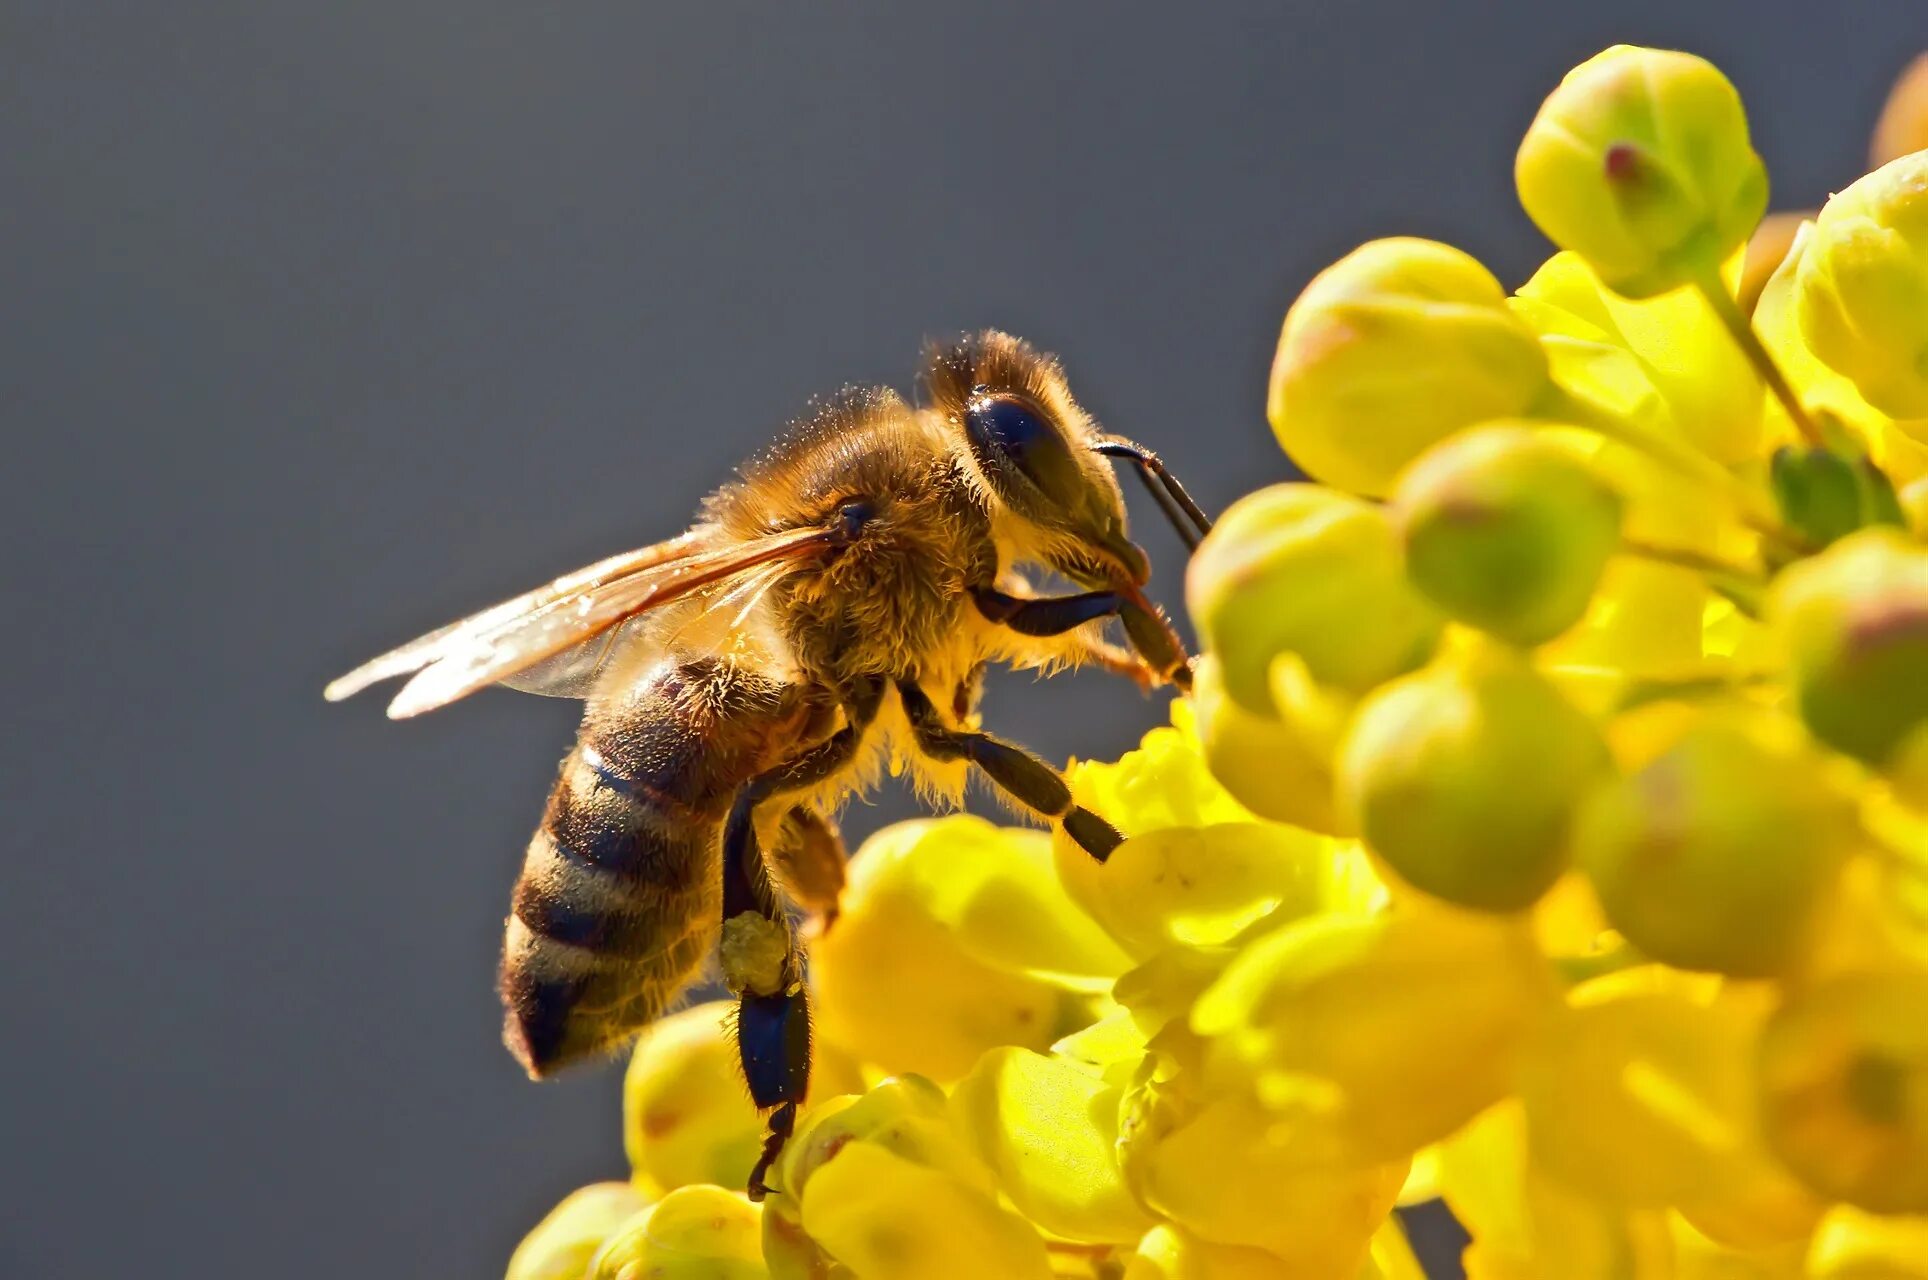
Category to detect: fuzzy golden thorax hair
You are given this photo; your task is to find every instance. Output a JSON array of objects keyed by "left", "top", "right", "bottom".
[{"left": 701, "top": 385, "right": 994, "bottom": 685}]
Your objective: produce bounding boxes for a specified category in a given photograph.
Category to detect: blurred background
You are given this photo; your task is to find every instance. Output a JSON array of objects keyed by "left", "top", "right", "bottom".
[{"left": 5, "top": 3, "right": 1924, "bottom": 1276}]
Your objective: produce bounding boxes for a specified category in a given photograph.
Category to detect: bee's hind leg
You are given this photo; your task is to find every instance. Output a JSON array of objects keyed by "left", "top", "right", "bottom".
[
  {"left": 719, "top": 677, "right": 882, "bottom": 1201},
  {"left": 896, "top": 679, "right": 1125, "bottom": 862}
]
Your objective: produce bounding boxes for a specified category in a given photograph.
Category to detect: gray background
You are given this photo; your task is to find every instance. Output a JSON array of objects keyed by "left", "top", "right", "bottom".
[{"left": 5, "top": 3, "right": 1923, "bottom": 1277}]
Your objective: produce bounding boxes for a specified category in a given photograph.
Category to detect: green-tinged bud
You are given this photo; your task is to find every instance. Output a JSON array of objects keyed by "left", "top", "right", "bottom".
[
  {"left": 1794, "top": 151, "right": 1928, "bottom": 419},
  {"left": 1516, "top": 45, "right": 1768, "bottom": 299},
  {"left": 1769, "top": 529, "right": 1928, "bottom": 767},
  {"left": 1266, "top": 238, "right": 1550, "bottom": 496},
  {"left": 622, "top": 1001, "right": 762, "bottom": 1196},
  {"left": 1190, "top": 654, "right": 1350, "bottom": 836},
  {"left": 587, "top": 1185, "right": 768, "bottom": 1280},
  {"left": 1187, "top": 484, "right": 1441, "bottom": 708},
  {"left": 1573, "top": 715, "right": 1855, "bottom": 977},
  {"left": 1759, "top": 971, "right": 1928, "bottom": 1213},
  {"left": 1392, "top": 423, "right": 1623, "bottom": 646},
  {"left": 1192, "top": 901, "right": 1552, "bottom": 1162},
  {"left": 1337, "top": 649, "right": 1610, "bottom": 911},
  {"left": 1769, "top": 443, "right": 1907, "bottom": 552},
  {"left": 949, "top": 1047, "right": 1154, "bottom": 1243},
  {"left": 507, "top": 1182, "right": 652, "bottom": 1280}
]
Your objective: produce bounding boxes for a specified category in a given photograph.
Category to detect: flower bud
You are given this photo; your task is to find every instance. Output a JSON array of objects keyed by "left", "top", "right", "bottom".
[
  {"left": 587, "top": 1185, "right": 767, "bottom": 1280},
  {"left": 1572, "top": 715, "right": 1854, "bottom": 977},
  {"left": 622, "top": 1001, "right": 762, "bottom": 1196},
  {"left": 1393, "top": 423, "right": 1624, "bottom": 646},
  {"left": 1337, "top": 649, "right": 1610, "bottom": 912},
  {"left": 1267, "top": 238, "right": 1549, "bottom": 496},
  {"left": 1769, "top": 528, "right": 1928, "bottom": 768},
  {"left": 1187, "top": 484, "right": 1441, "bottom": 709},
  {"left": 1758, "top": 971, "right": 1928, "bottom": 1213},
  {"left": 507, "top": 1183, "right": 651, "bottom": 1280},
  {"left": 1190, "top": 654, "right": 1350, "bottom": 835},
  {"left": 1516, "top": 46, "right": 1768, "bottom": 298},
  {"left": 1794, "top": 151, "right": 1928, "bottom": 420}
]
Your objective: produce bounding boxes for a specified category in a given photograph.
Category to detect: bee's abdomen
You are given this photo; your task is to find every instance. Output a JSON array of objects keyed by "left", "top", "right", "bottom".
[{"left": 500, "top": 658, "right": 820, "bottom": 1078}]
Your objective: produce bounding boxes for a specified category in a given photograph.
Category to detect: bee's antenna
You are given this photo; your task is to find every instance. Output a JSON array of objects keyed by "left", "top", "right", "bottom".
[{"left": 1094, "top": 438, "right": 1214, "bottom": 552}]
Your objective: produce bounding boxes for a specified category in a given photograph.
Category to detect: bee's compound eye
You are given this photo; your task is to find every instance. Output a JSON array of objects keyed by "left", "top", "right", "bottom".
[
  {"left": 965, "top": 392, "right": 1083, "bottom": 506},
  {"left": 836, "top": 499, "right": 877, "bottom": 543},
  {"left": 965, "top": 393, "right": 1050, "bottom": 469}
]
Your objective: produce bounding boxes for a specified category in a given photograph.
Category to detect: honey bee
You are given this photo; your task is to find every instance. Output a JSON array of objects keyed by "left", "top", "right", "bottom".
[{"left": 326, "top": 331, "right": 1210, "bottom": 1197}]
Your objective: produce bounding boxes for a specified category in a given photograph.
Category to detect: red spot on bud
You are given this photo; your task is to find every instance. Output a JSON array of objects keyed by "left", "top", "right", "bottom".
[{"left": 1604, "top": 142, "right": 1641, "bottom": 182}]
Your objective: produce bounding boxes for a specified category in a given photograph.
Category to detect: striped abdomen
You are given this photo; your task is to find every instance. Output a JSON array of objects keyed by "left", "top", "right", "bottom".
[{"left": 500, "top": 657, "right": 825, "bottom": 1076}]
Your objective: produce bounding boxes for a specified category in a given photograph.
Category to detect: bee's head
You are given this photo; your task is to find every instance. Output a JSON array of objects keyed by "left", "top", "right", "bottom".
[{"left": 924, "top": 331, "right": 1149, "bottom": 588}]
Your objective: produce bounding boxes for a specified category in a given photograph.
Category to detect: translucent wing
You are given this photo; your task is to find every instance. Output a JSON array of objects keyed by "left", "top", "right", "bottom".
[
  {"left": 494, "top": 618, "right": 646, "bottom": 700},
  {"left": 325, "top": 530, "right": 709, "bottom": 704},
  {"left": 325, "top": 524, "right": 834, "bottom": 720}
]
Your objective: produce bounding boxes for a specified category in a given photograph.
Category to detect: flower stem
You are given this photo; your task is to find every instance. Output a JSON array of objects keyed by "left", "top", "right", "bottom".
[
  {"left": 1694, "top": 270, "right": 1826, "bottom": 448},
  {"left": 1616, "top": 537, "right": 1762, "bottom": 582},
  {"left": 1547, "top": 388, "right": 1806, "bottom": 556}
]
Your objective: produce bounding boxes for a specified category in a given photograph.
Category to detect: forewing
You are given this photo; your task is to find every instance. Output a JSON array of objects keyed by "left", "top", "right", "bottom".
[
  {"left": 324, "top": 529, "right": 710, "bottom": 705},
  {"left": 336, "top": 524, "right": 835, "bottom": 720},
  {"left": 494, "top": 619, "right": 646, "bottom": 700}
]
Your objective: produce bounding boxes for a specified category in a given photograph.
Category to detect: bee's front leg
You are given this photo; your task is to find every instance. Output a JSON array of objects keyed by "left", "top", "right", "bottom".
[
  {"left": 719, "top": 677, "right": 882, "bottom": 1201},
  {"left": 971, "top": 584, "right": 1192, "bottom": 691}
]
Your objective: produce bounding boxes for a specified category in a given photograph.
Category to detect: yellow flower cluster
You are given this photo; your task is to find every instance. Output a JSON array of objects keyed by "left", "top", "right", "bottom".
[{"left": 507, "top": 44, "right": 1928, "bottom": 1280}]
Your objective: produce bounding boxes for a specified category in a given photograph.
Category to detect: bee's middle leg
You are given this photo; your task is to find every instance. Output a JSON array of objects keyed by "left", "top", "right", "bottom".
[
  {"left": 719, "top": 677, "right": 881, "bottom": 1201},
  {"left": 896, "top": 679, "right": 1124, "bottom": 862}
]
